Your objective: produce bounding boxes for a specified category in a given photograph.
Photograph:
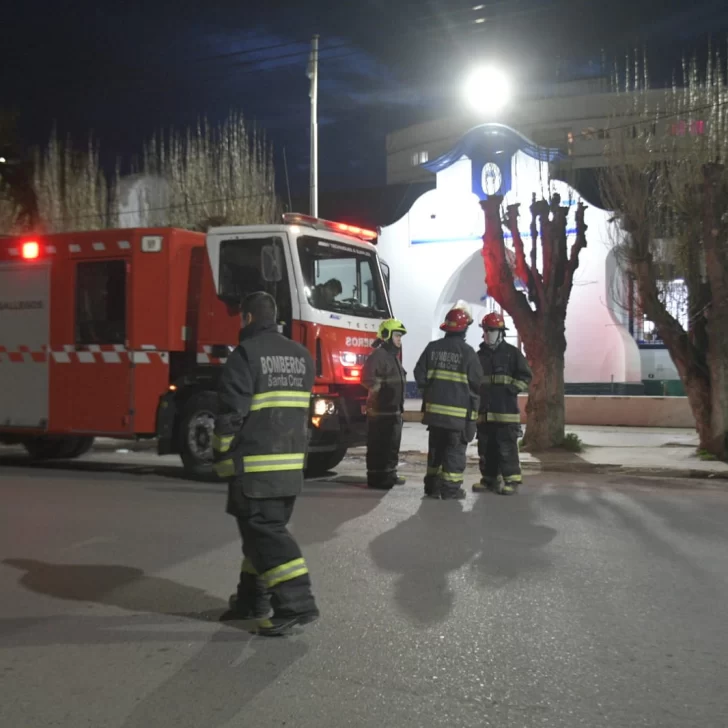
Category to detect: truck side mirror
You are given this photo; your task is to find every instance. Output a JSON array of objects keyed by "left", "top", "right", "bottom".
[
  {"left": 261, "top": 243, "right": 284, "bottom": 283},
  {"left": 381, "top": 259, "right": 391, "bottom": 292}
]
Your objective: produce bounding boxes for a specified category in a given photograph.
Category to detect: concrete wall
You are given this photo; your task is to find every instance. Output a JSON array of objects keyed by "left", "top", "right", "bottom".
[
  {"left": 404, "top": 395, "right": 695, "bottom": 428},
  {"left": 518, "top": 395, "right": 694, "bottom": 428}
]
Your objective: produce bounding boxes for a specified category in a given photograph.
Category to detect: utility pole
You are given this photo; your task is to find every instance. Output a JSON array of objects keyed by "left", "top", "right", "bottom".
[{"left": 307, "top": 34, "right": 319, "bottom": 217}]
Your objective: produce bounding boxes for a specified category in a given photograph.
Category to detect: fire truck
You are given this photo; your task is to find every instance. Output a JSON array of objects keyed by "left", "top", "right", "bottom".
[{"left": 0, "top": 213, "right": 393, "bottom": 478}]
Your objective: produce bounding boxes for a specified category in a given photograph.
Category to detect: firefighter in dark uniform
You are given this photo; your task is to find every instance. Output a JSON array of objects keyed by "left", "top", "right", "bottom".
[
  {"left": 473, "top": 312, "right": 532, "bottom": 495},
  {"left": 361, "top": 318, "right": 407, "bottom": 489},
  {"left": 213, "top": 291, "right": 319, "bottom": 636},
  {"left": 414, "top": 306, "right": 483, "bottom": 500}
]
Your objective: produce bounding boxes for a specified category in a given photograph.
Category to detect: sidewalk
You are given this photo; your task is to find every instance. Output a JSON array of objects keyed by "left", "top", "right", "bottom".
[
  {"left": 350, "top": 419, "right": 728, "bottom": 481},
  {"left": 76, "top": 412, "right": 728, "bottom": 481}
]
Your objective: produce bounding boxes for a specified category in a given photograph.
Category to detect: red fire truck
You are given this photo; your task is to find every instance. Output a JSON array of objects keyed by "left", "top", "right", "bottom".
[{"left": 0, "top": 213, "right": 393, "bottom": 478}]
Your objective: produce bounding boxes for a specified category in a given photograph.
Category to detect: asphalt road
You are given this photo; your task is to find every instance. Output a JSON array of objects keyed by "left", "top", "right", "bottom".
[{"left": 1, "top": 449, "right": 727, "bottom": 728}]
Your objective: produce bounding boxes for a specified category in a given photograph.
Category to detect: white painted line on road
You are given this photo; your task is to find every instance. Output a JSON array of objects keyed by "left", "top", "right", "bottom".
[{"left": 63, "top": 536, "right": 117, "bottom": 551}]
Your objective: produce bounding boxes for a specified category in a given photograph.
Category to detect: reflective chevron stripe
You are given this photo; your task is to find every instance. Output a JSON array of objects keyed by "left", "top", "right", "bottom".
[
  {"left": 250, "top": 390, "right": 311, "bottom": 412},
  {"left": 242, "top": 453, "right": 306, "bottom": 473},
  {"left": 260, "top": 558, "right": 309, "bottom": 588}
]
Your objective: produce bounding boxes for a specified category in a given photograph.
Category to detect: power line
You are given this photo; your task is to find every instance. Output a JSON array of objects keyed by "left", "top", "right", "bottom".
[{"left": 4, "top": 17, "right": 490, "bottom": 95}]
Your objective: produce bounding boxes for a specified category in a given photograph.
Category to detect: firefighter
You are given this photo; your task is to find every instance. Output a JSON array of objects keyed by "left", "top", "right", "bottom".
[
  {"left": 473, "top": 312, "right": 532, "bottom": 495},
  {"left": 213, "top": 291, "right": 319, "bottom": 636},
  {"left": 414, "top": 305, "right": 483, "bottom": 500},
  {"left": 362, "top": 318, "right": 407, "bottom": 489}
]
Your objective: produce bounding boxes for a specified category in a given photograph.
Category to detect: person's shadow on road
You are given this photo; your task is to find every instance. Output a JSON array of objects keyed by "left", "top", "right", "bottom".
[
  {"left": 2, "top": 559, "right": 228, "bottom": 621},
  {"left": 368, "top": 489, "right": 557, "bottom": 626},
  {"left": 2, "top": 558, "right": 311, "bottom": 728}
]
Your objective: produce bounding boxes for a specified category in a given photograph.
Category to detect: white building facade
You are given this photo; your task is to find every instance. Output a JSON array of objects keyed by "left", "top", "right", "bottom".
[{"left": 377, "top": 123, "right": 671, "bottom": 396}]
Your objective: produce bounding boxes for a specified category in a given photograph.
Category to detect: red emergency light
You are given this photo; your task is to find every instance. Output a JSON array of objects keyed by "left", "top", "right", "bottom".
[
  {"left": 282, "top": 212, "right": 377, "bottom": 242},
  {"left": 22, "top": 241, "right": 40, "bottom": 260}
]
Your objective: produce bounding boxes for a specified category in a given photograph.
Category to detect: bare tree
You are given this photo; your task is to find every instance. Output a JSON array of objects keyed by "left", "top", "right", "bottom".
[
  {"left": 32, "top": 130, "right": 111, "bottom": 232},
  {"left": 140, "top": 112, "right": 279, "bottom": 230},
  {"left": 0, "top": 111, "right": 39, "bottom": 233},
  {"left": 481, "top": 194, "right": 589, "bottom": 451},
  {"left": 601, "top": 54, "right": 728, "bottom": 459}
]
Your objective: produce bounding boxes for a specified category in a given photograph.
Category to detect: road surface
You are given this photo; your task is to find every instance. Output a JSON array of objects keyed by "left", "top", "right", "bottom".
[{"left": 1, "top": 449, "right": 727, "bottom": 728}]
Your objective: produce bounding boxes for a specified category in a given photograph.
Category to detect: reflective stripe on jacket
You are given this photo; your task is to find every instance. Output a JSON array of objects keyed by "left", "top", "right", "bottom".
[
  {"left": 413, "top": 333, "right": 483, "bottom": 431},
  {"left": 477, "top": 340, "right": 532, "bottom": 424},
  {"left": 213, "top": 322, "right": 315, "bottom": 503}
]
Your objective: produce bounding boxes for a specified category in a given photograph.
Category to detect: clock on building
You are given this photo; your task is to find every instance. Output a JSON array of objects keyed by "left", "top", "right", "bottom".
[{"left": 481, "top": 162, "right": 502, "bottom": 195}]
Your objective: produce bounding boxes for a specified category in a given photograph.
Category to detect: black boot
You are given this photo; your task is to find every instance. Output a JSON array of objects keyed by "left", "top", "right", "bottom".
[
  {"left": 441, "top": 487, "right": 466, "bottom": 500},
  {"left": 220, "top": 573, "right": 271, "bottom": 621}
]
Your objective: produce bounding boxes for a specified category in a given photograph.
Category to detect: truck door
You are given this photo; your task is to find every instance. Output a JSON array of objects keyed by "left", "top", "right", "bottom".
[
  {"left": 209, "top": 234, "right": 296, "bottom": 338},
  {"left": 0, "top": 262, "right": 50, "bottom": 429},
  {"left": 57, "top": 258, "right": 133, "bottom": 434}
]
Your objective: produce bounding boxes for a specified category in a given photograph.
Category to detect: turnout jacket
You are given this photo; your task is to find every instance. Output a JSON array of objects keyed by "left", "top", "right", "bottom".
[
  {"left": 361, "top": 341, "right": 406, "bottom": 417},
  {"left": 214, "top": 322, "right": 314, "bottom": 504},
  {"left": 477, "top": 341, "right": 532, "bottom": 424},
  {"left": 414, "top": 332, "right": 483, "bottom": 432}
]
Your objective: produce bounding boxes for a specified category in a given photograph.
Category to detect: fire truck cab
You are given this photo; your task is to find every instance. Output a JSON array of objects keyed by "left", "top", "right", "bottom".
[{"left": 0, "top": 214, "right": 393, "bottom": 478}]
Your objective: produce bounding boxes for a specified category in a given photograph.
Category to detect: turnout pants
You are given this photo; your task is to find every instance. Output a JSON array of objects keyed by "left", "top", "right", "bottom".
[
  {"left": 424, "top": 427, "right": 468, "bottom": 496},
  {"left": 477, "top": 423, "right": 522, "bottom": 487},
  {"left": 366, "top": 414, "right": 403, "bottom": 488},
  {"left": 234, "top": 493, "right": 317, "bottom": 618}
]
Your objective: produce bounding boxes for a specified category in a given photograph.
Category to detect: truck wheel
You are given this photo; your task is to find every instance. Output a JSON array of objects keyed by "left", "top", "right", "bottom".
[
  {"left": 24, "top": 436, "right": 94, "bottom": 460},
  {"left": 305, "top": 448, "right": 348, "bottom": 478},
  {"left": 64, "top": 437, "right": 95, "bottom": 458},
  {"left": 179, "top": 391, "right": 219, "bottom": 481}
]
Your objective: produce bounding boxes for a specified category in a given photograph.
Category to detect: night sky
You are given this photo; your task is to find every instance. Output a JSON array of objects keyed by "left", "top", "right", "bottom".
[{"left": 2, "top": 0, "right": 727, "bottom": 198}]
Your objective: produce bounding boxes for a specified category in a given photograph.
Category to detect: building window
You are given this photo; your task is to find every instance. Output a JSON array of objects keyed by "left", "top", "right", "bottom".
[
  {"left": 628, "top": 276, "right": 688, "bottom": 346},
  {"left": 75, "top": 260, "right": 127, "bottom": 345},
  {"left": 411, "top": 150, "right": 428, "bottom": 166}
]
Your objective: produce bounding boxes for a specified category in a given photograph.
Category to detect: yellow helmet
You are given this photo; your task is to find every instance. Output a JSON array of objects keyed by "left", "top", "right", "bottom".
[{"left": 377, "top": 318, "right": 407, "bottom": 341}]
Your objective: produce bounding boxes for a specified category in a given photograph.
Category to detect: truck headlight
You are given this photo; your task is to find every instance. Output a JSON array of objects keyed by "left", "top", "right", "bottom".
[{"left": 313, "top": 398, "right": 336, "bottom": 416}]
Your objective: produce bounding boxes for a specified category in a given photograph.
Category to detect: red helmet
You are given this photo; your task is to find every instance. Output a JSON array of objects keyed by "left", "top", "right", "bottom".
[
  {"left": 481, "top": 312, "right": 507, "bottom": 330},
  {"left": 440, "top": 308, "right": 472, "bottom": 333}
]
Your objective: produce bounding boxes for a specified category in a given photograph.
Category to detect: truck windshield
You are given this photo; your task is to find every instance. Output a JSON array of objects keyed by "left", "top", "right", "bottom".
[{"left": 297, "top": 236, "right": 391, "bottom": 319}]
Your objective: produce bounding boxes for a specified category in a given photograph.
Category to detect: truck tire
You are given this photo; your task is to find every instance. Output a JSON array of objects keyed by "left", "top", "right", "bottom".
[
  {"left": 305, "top": 448, "right": 348, "bottom": 478},
  {"left": 64, "top": 437, "right": 95, "bottom": 458},
  {"left": 179, "top": 391, "right": 219, "bottom": 481},
  {"left": 24, "top": 436, "right": 94, "bottom": 460}
]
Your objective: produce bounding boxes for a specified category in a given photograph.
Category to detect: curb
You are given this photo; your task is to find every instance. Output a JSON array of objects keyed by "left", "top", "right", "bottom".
[
  {"left": 403, "top": 412, "right": 424, "bottom": 423},
  {"left": 93, "top": 440, "right": 157, "bottom": 452},
  {"left": 392, "top": 450, "right": 728, "bottom": 482},
  {"left": 89, "top": 440, "right": 728, "bottom": 482}
]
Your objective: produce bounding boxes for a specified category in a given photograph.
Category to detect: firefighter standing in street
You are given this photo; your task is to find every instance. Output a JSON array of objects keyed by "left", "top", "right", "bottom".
[
  {"left": 473, "top": 312, "right": 532, "bottom": 495},
  {"left": 213, "top": 291, "right": 319, "bottom": 636},
  {"left": 362, "top": 318, "right": 407, "bottom": 489},
  {"left": 414, "top": 304, "right": 483, "bottom": 500}
]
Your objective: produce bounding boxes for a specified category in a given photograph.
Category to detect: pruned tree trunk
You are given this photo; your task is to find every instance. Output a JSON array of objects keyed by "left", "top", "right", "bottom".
[
  {"left": 523, "top": 316, "right": 567, "bottom": 450},
  {"left": 480, "top": 194, "right": 588, "bottom": 451},
  {"left": 702, "top": 164, "right": 728, "bottom": 458}
]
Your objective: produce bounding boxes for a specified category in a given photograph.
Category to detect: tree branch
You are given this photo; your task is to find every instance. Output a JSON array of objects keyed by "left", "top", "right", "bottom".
[
  {"left": 535, "top": 199, "right": 552, "bottom": 292},
  {"left": 481, "top": 197, "right": 536, "bottom": 335},
  {"left": 560, "top": 201, "right": 589, "bottom": 308},
  {"left": 632, "top": 251, "right": 705, "bottom": 382}
]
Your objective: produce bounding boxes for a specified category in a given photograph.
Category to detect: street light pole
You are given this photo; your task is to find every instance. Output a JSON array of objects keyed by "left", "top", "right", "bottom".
[{"left": 308, "top": 34, "right": 319, "bottom": 217}]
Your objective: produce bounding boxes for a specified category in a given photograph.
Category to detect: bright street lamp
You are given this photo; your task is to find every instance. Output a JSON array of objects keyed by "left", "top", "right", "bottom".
[{"left": 463, "top": 66, "right": 511, "bottom": 116}]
